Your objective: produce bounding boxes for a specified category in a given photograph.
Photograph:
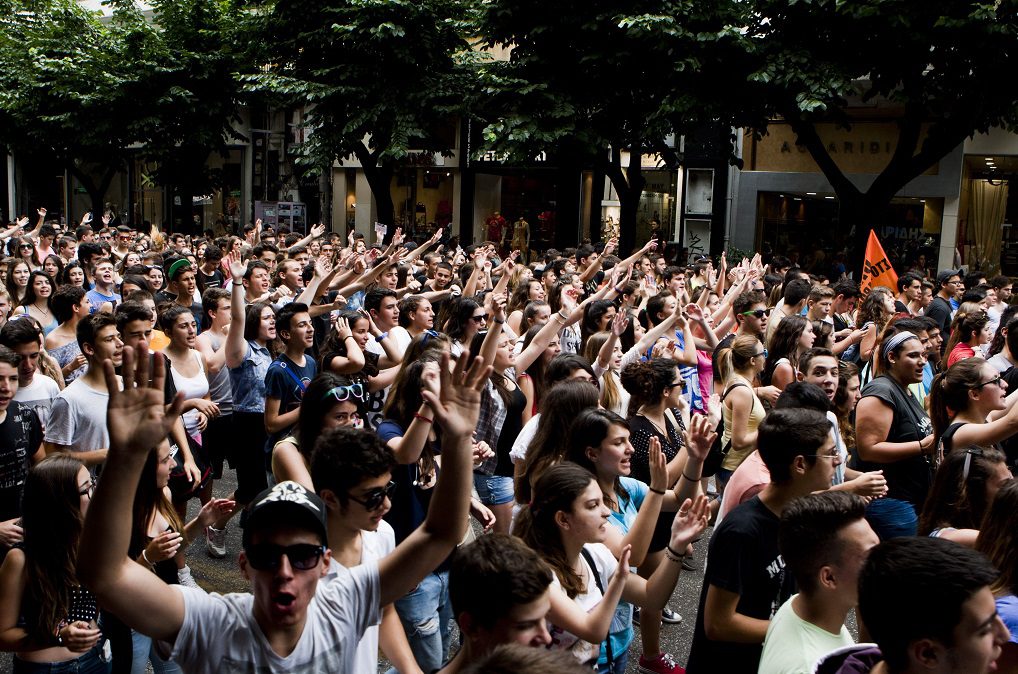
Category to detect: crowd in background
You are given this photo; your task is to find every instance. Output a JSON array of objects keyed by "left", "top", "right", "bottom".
[{"left": 0, "top": 209, "right": 1015, "bottom": 674}]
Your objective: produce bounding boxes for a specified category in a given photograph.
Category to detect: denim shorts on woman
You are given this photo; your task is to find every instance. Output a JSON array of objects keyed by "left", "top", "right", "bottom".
[{"left": 472, "top": 473, "right": 515, "bottom": 506}]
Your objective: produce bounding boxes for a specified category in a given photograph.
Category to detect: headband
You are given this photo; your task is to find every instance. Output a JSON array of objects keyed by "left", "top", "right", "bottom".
[
  {"left": 882, "top": 331, "right": 918, "bottom": 358},
  {"left": 167, "top": 258, "right": 192, "bottom": 280}
]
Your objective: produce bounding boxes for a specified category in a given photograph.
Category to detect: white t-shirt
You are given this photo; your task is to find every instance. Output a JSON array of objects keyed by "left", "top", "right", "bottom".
[
  {"left": 828, "top": 411, "right": 846, "bottom": 486},
  {"left": 323, "top": 521, "right": 395, "bottom": 674},
  {"left": 509, "top": 413, "right": 540, "bottom": 465},
  {"left": 14, "top": 374, "right": 60, "bottom": 426},
  {"left": 758, "top": 595, "right": 853, "bottom": 674},
  {"left": 44, "top": 377, "right": 111, "bottom": 455},
  {"left": 547, "top": 543, "right": 618, "bottom": 664},
  {"left": 170, "top": 561, "right": 381, "bottom": 674}
]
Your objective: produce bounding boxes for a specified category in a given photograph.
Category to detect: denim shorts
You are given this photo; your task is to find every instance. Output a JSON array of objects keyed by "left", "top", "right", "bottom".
[{"left": 473, "top": 473, "right": 515, "bottom": 506}]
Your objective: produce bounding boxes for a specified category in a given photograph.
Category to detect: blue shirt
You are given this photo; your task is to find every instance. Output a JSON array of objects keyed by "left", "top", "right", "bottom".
[
  {"left": 674, "top": 331, "right": 704, "bottom": 413},
  {"left": 85, "top": 288, "right": 120, "bottom": 314},
  {"left": 600, "top": 476, "right": 648, "bottom": 665},
  {"left": 264, "top": 353, "right": 317, "bottom": 451},
  {"left": 228, "top": 341, "right": 272, "bottom": 413}
]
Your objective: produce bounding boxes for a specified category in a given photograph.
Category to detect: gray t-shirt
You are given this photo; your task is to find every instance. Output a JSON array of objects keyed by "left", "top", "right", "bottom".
[
  {"left": 44, "top": 377, "right": 110, "bottom": 454},
  {"left": 170, "top": 561, "right": 381, "bottom": 674},
  {"left": 14, "top": 374, "right": 61, "bottom": 427}
]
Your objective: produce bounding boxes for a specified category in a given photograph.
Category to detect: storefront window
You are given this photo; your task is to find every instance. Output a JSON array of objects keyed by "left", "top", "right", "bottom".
[{"left": 757, "top": 192, "right": 942, "bottom": 278}]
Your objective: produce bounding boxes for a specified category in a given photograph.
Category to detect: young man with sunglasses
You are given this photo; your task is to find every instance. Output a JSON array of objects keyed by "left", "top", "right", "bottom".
[
  {"left": 310, "top": 427, "right": 421, "bottom": 674},
  {"left": 712, "top": 290, "right": 780, "bottom": 404},
  {"left": 80, "top": 347, "right": 490, "bottom": 673}
]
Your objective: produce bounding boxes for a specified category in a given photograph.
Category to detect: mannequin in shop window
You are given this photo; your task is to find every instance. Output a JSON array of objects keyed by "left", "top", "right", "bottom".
[{"left": 512, "top": 216, "right": 530, "bottom": 265}]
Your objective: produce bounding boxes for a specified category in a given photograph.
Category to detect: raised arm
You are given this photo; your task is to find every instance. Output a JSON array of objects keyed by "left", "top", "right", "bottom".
[
  {"left": 545, "top": 546, "right": 631, "bottom": 644},
  {"left": 378, "top": 352, "right": 491, "bottom": 606},
  {"left": 78, "top": 347, "right": 186, "bottom": 642},
  {"left": 224, "top": 252, "right": 249, "bottom": 369},
  {"left": 284, "top": 223, "right": 326, "bottom": 253}
]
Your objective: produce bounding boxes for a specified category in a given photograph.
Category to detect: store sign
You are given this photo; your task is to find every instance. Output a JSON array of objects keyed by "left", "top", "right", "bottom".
[{"left": 746, "top": 122, "right": 940, "bottom": 176}]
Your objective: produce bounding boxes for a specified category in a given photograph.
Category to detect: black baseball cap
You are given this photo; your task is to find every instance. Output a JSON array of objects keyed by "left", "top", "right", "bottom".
[
  {"left": 242, "top": 481, "right": 329, "bottom": 549},
  {"left": 936, "top": 269, "right": 961, "bottom": 285}
]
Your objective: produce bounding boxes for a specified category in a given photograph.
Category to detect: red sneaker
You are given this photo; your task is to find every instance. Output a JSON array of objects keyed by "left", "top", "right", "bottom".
[{"left": 638, "top": 652, "right": 686, "bottom": 674}]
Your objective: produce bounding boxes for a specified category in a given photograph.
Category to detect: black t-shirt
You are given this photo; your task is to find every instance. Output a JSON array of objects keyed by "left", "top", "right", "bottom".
[
  {"left": 893, "top": 300, "right": 909, "bottom": 314},
  {"left": 495, "top": 387, "right": 526, "bottom": 477},
  {"left": 0, "top": 402, "right": 42, "bottom": 522},
  {"left": 686, "top": 496, "right": 795, "bottom": 674},
  {"left": 832, "top": 313, "right": 850, "bottom": 333},
  {"left": 197, "top": 268, "right": 225, "bottom": 291},
  {"left": 925, "top": 296, "right": 953, "bottom": 339},
  {"left": 850, "top": 375, "right": 934, "bottom": 505}
]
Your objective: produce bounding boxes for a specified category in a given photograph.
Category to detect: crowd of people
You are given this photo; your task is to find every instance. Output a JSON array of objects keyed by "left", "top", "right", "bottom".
[{"left": 0, "top": 208, "right": 1016, "bottom": 674}]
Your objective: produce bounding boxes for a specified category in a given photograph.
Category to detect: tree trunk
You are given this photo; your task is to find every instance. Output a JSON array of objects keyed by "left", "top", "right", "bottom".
[
  {"left": 355, "top": 144, "right": 396, "bottom": 237},
  {"left": 68, "top": 164, "right": 117, "bottom": 224},
  {"left": 604, "top": 142, "right": 647, "bottom": 255}
]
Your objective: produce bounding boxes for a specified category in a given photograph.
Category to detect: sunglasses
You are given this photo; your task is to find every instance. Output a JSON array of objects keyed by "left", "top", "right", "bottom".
[
  {"left": 323, "top": 383, "right": 364, "bottom": 402},
  {"left": 740, "top": 309, "right": 770, "bottom": 319},
  {"left": 245, "top": 543, "right": 326, "bottom": 571},
  {"left": 19, "top": 244, "right": 33, "bottom": 250},
  {"left": 754, "top": 349, "right": 769, "bottom": 358},
  {"left": 348, "top": 481, "right": 397, "bottom": 511},
  {"left": 667, "top": 379, "right": 687, "bottom": 390},
  {"left": 469, "top": 314, "right": 488, "bottom": 323}
]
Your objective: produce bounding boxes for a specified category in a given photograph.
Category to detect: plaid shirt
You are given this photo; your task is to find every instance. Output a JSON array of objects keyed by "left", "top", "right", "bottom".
[{"left": 473, "top": 377, "right": 508, "bottom": 476}]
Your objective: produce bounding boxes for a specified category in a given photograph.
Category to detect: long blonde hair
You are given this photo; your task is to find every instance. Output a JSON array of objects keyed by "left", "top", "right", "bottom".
[{"left": 583, "top": 331, "right": 622, "bottom": 413}]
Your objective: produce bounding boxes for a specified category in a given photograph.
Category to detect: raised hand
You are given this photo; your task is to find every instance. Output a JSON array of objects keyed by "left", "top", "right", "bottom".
[
  {"left": 336, "top": 316, "right": 352, "bottom": 341},
  {"left": 685, "top": 303, "right": 705, "bottom": 322},
  {"left": 611, "top": 308, "right": 630, "bottom": 336},
  {"left": 36, "top": 207, "right": 47, "bottom": 218},
  {"left": 310, "top": 223, "right": 326, "bottom": 238},
  {"left": 647, "top": 436, "right": 668, "bottom": 493},
  {"left": 422, "top": 351, "right": 491, "bottom": 438},
  {"left": 227, "top": 250, "right": 247, "bottom": 280},
  {"left": 684, "top": 413, "right": 716, "bottom": 462},
  {"left": 104, "top": 345, "right": 183, "bottom": 456},
  {"left": 669, "top": 495, "right": 710, "bottom": 550},
  {"left": 430, "top": 227, "right": 444, "bottom": 244},
  {"left": 604, "top": 236, "right": 618, "bottom": 257}
]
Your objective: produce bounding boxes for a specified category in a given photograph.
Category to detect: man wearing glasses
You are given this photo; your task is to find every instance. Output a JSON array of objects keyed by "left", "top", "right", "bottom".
[
  {"left": 687, "top": 407, "right": 840, "bottom": 674},
  {"left": 712, "top": 290, "right": 780, "bottom": 404},
  {"left": 925, "top": 269, "right": 962, "bottom": 345},
  {"left": 80, "top": 348, "right": 490, "bottom": 673}
]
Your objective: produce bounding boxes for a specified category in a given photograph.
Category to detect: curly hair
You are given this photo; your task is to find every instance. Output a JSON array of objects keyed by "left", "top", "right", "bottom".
[{"left": 619, "top": 358, "right": 678, "bottom": 417}]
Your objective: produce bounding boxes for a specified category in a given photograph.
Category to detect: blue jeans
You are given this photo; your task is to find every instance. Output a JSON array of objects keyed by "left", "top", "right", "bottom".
[
  {"left": 473, "top": 473, "right": 515, "bottom": 506},
  {"left": 131, "top": 630, "right": 182, "bottom": 674},
  {"left": 13, "top": 644, "right": 110, "bottom": 673},
  {"left": 596, "top": 650, "right": 629, "bottom": 674},
  {"left": 394, "top": 570, "right": 453, "bottom": 672},
  {"left": 865, "top": 497, "right": 918, "bottom": 540}
]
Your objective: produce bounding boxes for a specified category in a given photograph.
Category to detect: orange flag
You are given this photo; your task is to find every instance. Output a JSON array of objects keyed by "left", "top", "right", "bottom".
[{"left": 860, "top": 230, "right": 898, "bottom": 296}]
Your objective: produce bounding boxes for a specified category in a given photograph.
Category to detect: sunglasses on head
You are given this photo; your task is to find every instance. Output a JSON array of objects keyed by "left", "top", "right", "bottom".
[
  {"left": 348, "top": 481, "right": 397, "bottom": 511},
  {"left": 323, "top": 383, "right": 364, "bottom": 402},
  {"left": 245, "top": 543, "right": 325, "bottom": 571}
]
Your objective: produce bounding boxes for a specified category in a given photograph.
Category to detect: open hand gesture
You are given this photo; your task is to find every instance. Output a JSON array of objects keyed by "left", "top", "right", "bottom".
[
  {"left": 310, "top": 223, "right": 326, "bottom": 239},
  {"left": 669, "top": 495, "right": 709, "bottom": 551},
  {"left": 684, "top": 413, "right": 716, "bottom": 462},
  {"left": 422, "top": 351, "right": 491, "bottom": 438},
  {"left": 227, "top": 250, "right": 247, "bottom": 280},
  {"left": 105, "top": 345, "right": 183, "bottom": 456},
  {"left": 611, "top": 308, "right": 629, "bottom": 336},
  {"left": 647, "top": 436, "right": 668, "bottom": 492}
]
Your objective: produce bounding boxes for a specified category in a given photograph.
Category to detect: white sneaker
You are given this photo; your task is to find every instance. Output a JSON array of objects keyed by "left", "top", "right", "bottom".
[
  {"left": 205, "top": 525, "right": 227, "bottom": 559},
  {"left": 177, "top": 565, "right": 201, "bottom": 589}
]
